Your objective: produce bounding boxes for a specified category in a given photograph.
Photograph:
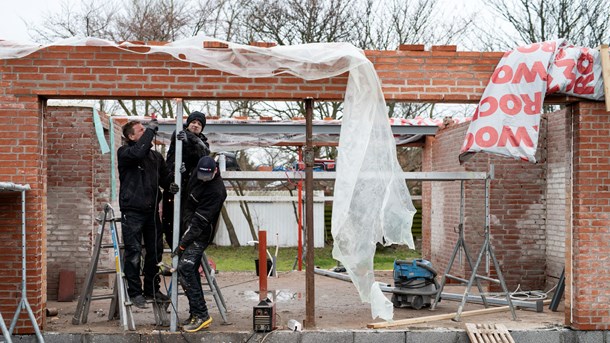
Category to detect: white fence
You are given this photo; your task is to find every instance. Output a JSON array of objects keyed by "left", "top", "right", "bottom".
[{"left": 214, "top": 191, "right": 327, "bottom": 247}]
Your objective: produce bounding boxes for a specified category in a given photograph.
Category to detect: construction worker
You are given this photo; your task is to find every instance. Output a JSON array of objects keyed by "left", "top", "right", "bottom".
[
  {"left": 172, "top": 155, "right": 227, "bottom": 332},
  {"left": 162, "top": 111, "right": 210, "bottom": 247},
  {"left": 118, "top": 119, "right": 179, "bottom": 309}
]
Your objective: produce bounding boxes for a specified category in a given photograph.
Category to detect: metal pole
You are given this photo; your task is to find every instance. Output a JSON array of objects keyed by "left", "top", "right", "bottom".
[
  {"left": 297, "top": 148, "right": 303, "bottom": 271},
  {"left": 258, "top": 230, "right": 268, "bottom": 301},
  {"left": 8, "top": 188, "right": 42, "bottom": 342},
  {"left": 170, "top": 99, "right": 184, "bottom": 332},
  {"left": 485, "top": 165, "right": 493, "bottom": 274},
  {"left": 304, "top": 98, "right": 315, "bottom": 328},
  {"left": 458, "top": 180, "right": 464, "bottom": 265}
]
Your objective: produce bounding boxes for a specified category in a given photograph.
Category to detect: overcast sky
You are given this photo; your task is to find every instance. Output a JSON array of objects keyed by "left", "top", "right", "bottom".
[
  {"left": 0, "top": 0, "right": 71, "bottom": 42},
  {"left": 2, "top": 0, "right": 482, "bottom": 44}
]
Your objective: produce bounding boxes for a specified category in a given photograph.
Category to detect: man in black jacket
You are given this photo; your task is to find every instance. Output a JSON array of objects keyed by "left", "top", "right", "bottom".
[
  {"left": 162, "top": 111, "right": 210, "bottom": 247},
  {"left": 172, "top": 156, "right": 227, "bottom": 332},
  {"left": 118, "top": 119, "right": 178, "bottom": 308}
]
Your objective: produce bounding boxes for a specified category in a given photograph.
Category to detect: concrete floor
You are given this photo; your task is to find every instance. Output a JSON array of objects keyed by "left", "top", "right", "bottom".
[{"left": 19, "top": 270, "right": 576, "bottom": 343}]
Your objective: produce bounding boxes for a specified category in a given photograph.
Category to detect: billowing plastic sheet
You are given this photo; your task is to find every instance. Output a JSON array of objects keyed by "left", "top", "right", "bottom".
[{"left": 0, "top": 36, "right": 416, "bottom": 320}]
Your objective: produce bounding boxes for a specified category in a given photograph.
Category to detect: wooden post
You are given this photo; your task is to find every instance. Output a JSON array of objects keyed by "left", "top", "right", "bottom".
[{"left": 600, "top": 44, "right": 610, "bottom": 112}]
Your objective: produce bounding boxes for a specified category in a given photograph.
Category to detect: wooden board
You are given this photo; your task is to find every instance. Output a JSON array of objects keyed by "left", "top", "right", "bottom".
[
  {"left": 465, "top": 323, "right": 515, "bottom": 343},
  {"left": 600, "top": 44, "right": 610, "bottom": 112},
  {"left": 366, "top": 305, "right": 513, "bottom": 329}
]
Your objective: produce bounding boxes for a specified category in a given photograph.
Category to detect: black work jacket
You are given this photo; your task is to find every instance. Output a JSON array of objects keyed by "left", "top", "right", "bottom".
[
  {"left": 180, "top": 170, "right": 227, "bottom": 247},
  {"left": 117, "top": 128, "right": 170, "bottom": 213},
  {"left": 166, "top": 130, "right": 210, "bottom": 186}
]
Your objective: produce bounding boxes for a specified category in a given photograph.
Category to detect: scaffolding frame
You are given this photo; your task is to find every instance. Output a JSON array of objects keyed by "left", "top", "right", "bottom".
[
  {"left": 0, "top": 182, "right": 44, "bottom": 342},
  {"left": 222, "top": 167, "right": 516, "bottom": 322}
]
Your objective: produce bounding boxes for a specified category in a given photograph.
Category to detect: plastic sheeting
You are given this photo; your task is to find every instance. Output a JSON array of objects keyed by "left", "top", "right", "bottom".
[{"left": 0, "top": 36, "right": 416, "bottom": 320}]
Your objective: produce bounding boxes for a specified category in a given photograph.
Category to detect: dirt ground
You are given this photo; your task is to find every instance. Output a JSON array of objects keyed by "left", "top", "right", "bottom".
[{"left": 45, "top": 270, "right": 565, "bottom": 334}]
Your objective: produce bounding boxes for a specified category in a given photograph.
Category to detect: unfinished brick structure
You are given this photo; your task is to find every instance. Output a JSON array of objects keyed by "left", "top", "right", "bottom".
[
  {"left": 422, "top": 110, "right": 565, "bottom": 291},
  {"left": 0, "top": 42, "right": 607, "bottom": 333}
]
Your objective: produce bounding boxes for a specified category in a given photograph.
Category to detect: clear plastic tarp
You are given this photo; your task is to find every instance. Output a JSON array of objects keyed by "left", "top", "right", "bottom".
[{"left": 0, "top": 36, "right": 416, "bottom": 320}]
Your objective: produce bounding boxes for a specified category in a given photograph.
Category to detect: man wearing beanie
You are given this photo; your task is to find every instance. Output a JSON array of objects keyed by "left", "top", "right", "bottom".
[{"left": 163, "top": 111, "right": 211, "bottom": 247}]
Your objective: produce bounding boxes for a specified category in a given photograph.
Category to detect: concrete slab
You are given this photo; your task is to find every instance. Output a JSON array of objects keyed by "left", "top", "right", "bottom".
[{"left": 20, "top": 270, "right": 590, "bottom": 343}]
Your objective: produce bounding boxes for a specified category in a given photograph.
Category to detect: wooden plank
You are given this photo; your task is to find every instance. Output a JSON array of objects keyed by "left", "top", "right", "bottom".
[
  {"left": 366, "top": 305, "right": 513, "bottom": 329},
  {"left": 465, "top": 323, "right": 515, "bottom": 343},
  {"left": 600, "top": 44, "right": 610, "bottom": 112}
]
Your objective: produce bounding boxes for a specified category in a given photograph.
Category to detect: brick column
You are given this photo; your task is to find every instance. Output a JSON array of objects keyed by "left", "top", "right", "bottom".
[
  {"left": 568, "top": 101, "right": 610, "bottom": 330},
  {"left": 0, "top": 95, "right": 46, "bottom": 333}
]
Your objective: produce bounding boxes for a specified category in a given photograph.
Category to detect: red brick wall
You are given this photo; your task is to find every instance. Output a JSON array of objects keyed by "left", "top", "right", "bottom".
[
  {"left": 1, "top": 45, "right": 502, "bottom": 102},
  {"left": 0, "top": 95, "right": 46, "bottom": 333},
  {"left": 423, "top": 119, "right": 548, "bottom": 291},
  {"left": 568, "top": 102, "right": 610, "bottom": 330}
]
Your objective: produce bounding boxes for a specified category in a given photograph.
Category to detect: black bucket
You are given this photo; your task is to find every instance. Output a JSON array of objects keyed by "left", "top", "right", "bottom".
[{"left": 254, "top": 259, "right": 274, "bottom": 276}]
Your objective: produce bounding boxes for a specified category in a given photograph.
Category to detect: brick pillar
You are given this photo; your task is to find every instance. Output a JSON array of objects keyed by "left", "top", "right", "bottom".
[
  {"left": 568, "top": 101, "right": 610, "bottom": 330},
  {"left": 0, "top": 95, "right": 46, "bottom": 333}
]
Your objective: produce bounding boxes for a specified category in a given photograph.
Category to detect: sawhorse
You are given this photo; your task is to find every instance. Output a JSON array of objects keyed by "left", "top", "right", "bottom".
[{"left": 431, "top": 178, "right": 516, "bottom": 321}]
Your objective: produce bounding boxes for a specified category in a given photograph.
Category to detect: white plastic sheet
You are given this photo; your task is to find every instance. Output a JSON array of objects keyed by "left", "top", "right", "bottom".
[{"left": 0, "top": 36, "right": 416, "bottom": 320}]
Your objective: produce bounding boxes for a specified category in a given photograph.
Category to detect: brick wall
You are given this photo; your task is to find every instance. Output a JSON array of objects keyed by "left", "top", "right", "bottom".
[
  {"left": 568, "top": 102, "right": 610, "bottom": 330},
  {"left": 0, "top": 95, "right": 46, "bottom": 333},
  {"left": 45, "top": 106, "right": 117, "bottom": 300},
  {"left": 423, "top": 118, "right": 548, "bottom": 291},
  {"left": 544, "top": 108, "right": 569, "bottom": 286},
  {"left": 46, "top": 106, "right": 94, "bottom": 300}
]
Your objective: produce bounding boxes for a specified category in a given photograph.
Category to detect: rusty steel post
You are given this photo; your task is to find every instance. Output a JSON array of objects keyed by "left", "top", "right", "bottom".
[
  {"left": 258, "top": 230, "right": 268, "bottom": 301},
  {"left": 304, "top": 98, "right": 315, "bottom": 328}
]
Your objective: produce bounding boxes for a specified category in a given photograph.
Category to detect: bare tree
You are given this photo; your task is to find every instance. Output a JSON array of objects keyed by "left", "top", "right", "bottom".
[
  {"left": 29, "top": 0, "right": 118, "bottom": 42},
  {"left": 115, "top": 0, "right": 192, "bottom": 42},
  {"left": 477, "top": 0, "right": 610, "bottom": 50},
  {"left": 354, "top": 0, "right": 474, "bottom": 50}
]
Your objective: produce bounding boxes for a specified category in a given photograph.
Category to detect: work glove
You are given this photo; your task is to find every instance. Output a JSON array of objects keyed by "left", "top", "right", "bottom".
[
  {"left": 147, "top": 119, "right": 159, "bottom": 132},
  {"left": 171, "top": 245, "right": 185, "bottom": 258},
  {"left": 177, "top": 130, "right": 187, "bottom": 141},
  {"left": 168, "top": 182, "right": 180, "bottom": 194}
]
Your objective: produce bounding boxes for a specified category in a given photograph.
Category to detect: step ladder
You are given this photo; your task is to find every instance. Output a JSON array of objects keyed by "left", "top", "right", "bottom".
[
  {"left": 154, "top": 250, "right": 230, "bottom": 326},
  {"left": 72, "top": 203, "right": 135, "bottom": 331}
]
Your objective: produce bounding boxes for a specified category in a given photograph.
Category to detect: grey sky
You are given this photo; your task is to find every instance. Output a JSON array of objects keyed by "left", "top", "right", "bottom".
[{"left": 0, "top": 0, "right": 74, "bottom": 42}]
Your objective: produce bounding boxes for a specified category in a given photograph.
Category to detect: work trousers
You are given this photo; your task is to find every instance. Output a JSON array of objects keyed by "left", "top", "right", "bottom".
[
  {"left": 121, "top": 210, "right": 164, "bottom": 298},
  {"left": 177, "top": 241, "right": 209, "bottom": 319}
]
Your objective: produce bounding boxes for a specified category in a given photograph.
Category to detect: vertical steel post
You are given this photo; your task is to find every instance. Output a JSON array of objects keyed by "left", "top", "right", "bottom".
[
  {"left": 170, "top": 99, "right": 184, "bottom": 332},
  {"left": 297, "top": 148, "right": 303, "bottom": 271},
  {"left": 258, "top": 230, "right": 268, "bottom": 301},
  {"left": 304, "top": 98, "right": 315, "bottom": 328}
]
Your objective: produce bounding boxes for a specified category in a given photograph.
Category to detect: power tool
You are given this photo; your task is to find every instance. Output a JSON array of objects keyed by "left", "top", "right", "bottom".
[{"left": 391, "top": 259, "right": 440, "bottom": 310}]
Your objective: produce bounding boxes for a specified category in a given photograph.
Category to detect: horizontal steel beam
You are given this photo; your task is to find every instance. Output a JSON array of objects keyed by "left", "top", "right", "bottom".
[
  {"left": 160, "top": 122, "right": 438, "bottom": 136},
  {"left": 222, "top": 171, "right": 490, "bottom": 181}
]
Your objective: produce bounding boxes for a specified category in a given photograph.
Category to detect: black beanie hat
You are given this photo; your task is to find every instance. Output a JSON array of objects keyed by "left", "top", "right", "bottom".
[{"left": 186, "top": 111, "right": 206, "bottom": 128}]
